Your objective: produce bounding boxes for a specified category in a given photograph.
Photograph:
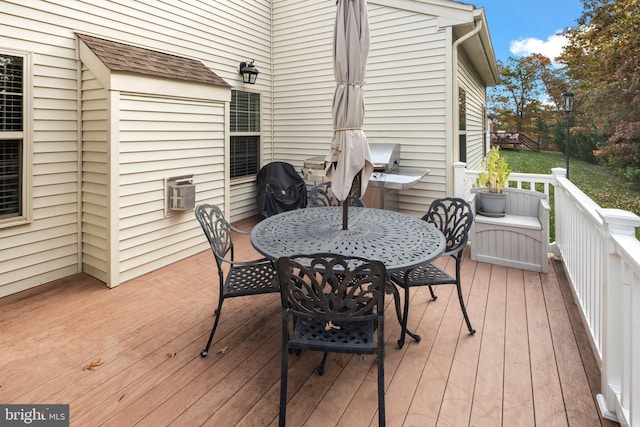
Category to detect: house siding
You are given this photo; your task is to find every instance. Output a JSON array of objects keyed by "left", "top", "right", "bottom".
[
  {"left": 116, "top": 94, "right": 226, "bottom": 284},
  {"left": 0, "top": 0, "right": 271, "bottom": 296},
  {"left": 1, "top": 0, "right": 494, "bottom": 296},
  {"left": 81, "top": 68, "right": 109, "bottom": 282},
  {"left": 272, "top": 1, "right": 451, "bottom": 217},
  {"left": 458, "top": 52, "right": 487, "bottom": 171},
  {"left": 0, "top": 4, "right": 80, "bottom": 297}
]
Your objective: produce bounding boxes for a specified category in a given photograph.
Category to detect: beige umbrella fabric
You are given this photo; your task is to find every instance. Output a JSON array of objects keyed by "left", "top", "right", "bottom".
[{"left": 324, "top": 0, "right": 373, "bottom": 202}]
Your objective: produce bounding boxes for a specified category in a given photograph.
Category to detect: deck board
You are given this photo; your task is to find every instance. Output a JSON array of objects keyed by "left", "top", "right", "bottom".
[{"left": 0, "top": 215, "right": 615, "bottom": 426}]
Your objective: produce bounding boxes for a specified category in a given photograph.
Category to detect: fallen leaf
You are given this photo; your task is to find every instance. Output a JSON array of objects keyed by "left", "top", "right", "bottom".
[
  {"left": 118, "top": 394, "right": 125, "bottom": 402},
  {"left": 324, "top": 321, "right": 341, "bottom": 331},
  {"left": 216, "top": 346, "right": 229, "bottom": 354},
  {"left": 82, "top": 358, "right": 104, "bottom": 371},
  {"left": 165, "top": 352, "right": 177, "bottom": 359}
]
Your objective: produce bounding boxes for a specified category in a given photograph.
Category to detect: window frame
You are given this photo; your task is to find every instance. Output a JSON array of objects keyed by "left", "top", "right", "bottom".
[
  {"left": 458, "top": 87, "right": 467, "bottom": 163},
  {"left": 0, "top": 49, "right": 32, "bottom": 228},
  {"left": 229, "top": 89, "right": 261, "bottom": 181}
]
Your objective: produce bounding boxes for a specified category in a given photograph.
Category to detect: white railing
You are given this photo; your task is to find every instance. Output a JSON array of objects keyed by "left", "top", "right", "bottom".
[
  {"left": 454, "top": 162, "right": 640, "bottom": 427},
  {"left": 454, "top": 162, "right": 555, "bottom": 200}
]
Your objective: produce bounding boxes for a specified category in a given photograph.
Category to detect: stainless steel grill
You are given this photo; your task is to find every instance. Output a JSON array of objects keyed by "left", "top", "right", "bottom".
[{"left": 301, "top": 143, "right": 429, "bottom": 210}]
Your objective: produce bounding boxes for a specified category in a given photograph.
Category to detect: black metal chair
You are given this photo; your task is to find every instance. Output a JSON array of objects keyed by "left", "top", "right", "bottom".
[
  {"left": 390, "top": 197, "right": 475, "bottom": 348},
  {"left": 194, "top": 204, "right": 278, "bottom": 357},
  {"left": 276, "top": 253, "right": 386, "bottom": 427},
  {"left": 307, "top": 181, "right": 365, "bottom": 208}
]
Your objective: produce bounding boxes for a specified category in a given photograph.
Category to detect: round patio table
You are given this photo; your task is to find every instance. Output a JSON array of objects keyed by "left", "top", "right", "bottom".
[
  {"left": 250, "top": 206, "right": 445, "bottom": 273},
  {"left": 251, "top": 206, "right": 446, "bottom": 346}
]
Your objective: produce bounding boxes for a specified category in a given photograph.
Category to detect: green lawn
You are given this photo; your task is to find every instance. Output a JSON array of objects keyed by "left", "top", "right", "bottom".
[{"left": 499, "top": 149, "right": 640, "bottom": 239}]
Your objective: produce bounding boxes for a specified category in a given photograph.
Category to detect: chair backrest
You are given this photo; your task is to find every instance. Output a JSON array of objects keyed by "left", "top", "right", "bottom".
[
  {"left": 194, "top": 204, "right": 234, "bottom": 264},
  {"left": 276, "top": 254, "right": 386, "bottom": 323},
  {"left": 423, "top": 197, "right": 473, "bottom": 257},
  {"left": 308, "top": 182, "right": 365, "bottom": 208},
  {"left": 503, "top": 187, "right": 546, "bottom": 216}
]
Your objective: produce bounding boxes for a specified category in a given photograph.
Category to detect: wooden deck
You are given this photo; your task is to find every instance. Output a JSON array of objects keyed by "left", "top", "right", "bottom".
[{"left": 0, "top": 216, "right": 617, "bottom": 426}]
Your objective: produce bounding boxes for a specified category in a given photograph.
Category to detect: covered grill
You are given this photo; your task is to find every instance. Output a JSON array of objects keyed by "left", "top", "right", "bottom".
[{"left": 302, "top": 143, "right": 429, "bottom": 210}]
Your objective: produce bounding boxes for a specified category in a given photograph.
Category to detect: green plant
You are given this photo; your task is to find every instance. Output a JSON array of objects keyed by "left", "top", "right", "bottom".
[{"left": 476, "top": 146, "right": 511, "bottom": 193}]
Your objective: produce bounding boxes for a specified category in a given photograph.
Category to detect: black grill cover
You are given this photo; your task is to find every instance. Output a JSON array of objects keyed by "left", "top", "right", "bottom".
[{"left": 257, "top": 162, "right": 307, "bottom": 217}]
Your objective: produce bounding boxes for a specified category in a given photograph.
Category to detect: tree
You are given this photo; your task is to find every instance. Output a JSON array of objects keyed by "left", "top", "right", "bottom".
[
  {"left": 488, "top": 54, "right": 553, "bottom": 133},
  {"left": 559, "top": 0, "right": 640, "bottom": 180}
]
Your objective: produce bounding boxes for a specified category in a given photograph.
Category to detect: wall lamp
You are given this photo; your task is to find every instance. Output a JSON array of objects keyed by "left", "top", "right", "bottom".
[{"left": 239, "top": 60, "right": 259, "bottom": 84}]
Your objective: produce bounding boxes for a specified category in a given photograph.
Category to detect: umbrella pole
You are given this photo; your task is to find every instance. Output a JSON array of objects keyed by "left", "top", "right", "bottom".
[
  {"left": 342, "top": 172, "right": 362, "bottom": 230},
  {"left": 343, "top": 200, "right": 348, "bottom": 230}
]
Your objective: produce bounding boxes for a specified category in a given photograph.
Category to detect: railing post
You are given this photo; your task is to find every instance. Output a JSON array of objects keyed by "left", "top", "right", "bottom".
[
  {"left": 453, "top": 161, "right": 466, "bottom": 199},
  {"left": 551, "top": 167, "right": 567, "bottom": 183},
  {"left": 597, "top": 208, "right": 640, "bottom": 425},
  {"left": 551, "top": 168, "right": 567, "bottom": 259}
]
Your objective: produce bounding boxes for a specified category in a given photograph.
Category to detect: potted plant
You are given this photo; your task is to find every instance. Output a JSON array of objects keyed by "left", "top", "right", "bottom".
[{"left": 475, "top": 146, "right": 511, "bottom": 216}]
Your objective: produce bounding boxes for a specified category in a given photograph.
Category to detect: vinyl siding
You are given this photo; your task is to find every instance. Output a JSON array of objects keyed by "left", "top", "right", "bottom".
[
  {"left": 0, "top": 0, "right": 271, "bottom": 296},
  {"left": 0, "top": 0, "right": 493, "bottom": 296},
  {"left": 116, "top": 94, "right": 226, "bottom": 284},
  {"left": 272, "top": 1, "right": 451, "bottom": 217},
  {"left": 458, "top": 52, "right": 487, "bottom": 170},
  {"left": 81, "top": 69, "right": 109, "bottom": 282},
  {"left": 0, "top": 5, "right": 80, "bottom": 297}
]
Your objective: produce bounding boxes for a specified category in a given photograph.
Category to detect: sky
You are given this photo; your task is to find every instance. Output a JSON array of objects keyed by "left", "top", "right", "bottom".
[{"left": 479, "top": 0, "right": 585, "bottom": 65}]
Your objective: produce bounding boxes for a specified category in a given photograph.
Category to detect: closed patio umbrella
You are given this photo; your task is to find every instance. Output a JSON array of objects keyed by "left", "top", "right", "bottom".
[{"left": 325, "top": 0, "right": 373, "bottom": 229}]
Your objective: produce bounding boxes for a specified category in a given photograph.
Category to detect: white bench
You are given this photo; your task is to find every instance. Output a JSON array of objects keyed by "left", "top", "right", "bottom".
[{"left": 469, "top": 187, "right": 550, "bottom": 273}]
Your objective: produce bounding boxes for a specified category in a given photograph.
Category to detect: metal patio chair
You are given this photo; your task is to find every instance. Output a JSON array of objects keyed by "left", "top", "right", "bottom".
[
  {"left": 390, "top": 197, "right": 475, "bottom": 348},
  {"left": 307, "top": 181, "right": 365, "bottom": 208},
  {"left": 194, "top": 203, "right": 278, "bottom": 357},
  {"left": 276, "top": 253, "right": 386, "bottom": 427}
]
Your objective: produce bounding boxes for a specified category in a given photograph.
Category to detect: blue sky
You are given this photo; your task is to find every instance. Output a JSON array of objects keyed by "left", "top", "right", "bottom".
[{"left": 479, "top": 0, "right": 584, "bottom": 64}]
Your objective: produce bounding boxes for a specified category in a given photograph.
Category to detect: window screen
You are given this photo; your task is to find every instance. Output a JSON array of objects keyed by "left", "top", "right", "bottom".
[
  {"left": 1, "top": 54, "right": 24, "bottom": 219},
  {"left": 230, "top": 90, "right": 260, "bottom": 178},
  {"left": 0, "top": 140, "right": 21, "bottom": 218}
]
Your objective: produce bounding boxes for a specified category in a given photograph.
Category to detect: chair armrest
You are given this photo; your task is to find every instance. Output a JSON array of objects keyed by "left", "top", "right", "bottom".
[
  {"left": 219, "top": 257, "right": 275, "bottom": 268},
  {"left": 539, "top": 198, "right": 550, "bottom": 229},
  {"left": 230, "top": 224, "right": 251, "bottom": 235},
  {"left": 540, "top": 198, "right": 550, "bottom": 213}
]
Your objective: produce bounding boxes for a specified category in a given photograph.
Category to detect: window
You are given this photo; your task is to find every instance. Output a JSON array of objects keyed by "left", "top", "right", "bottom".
[
  {"left": 458, "top": 88, "right": 467, "bottom": 162},
  {"left": 1, "top": 53, "right": 25, "bottom": 221},
  {"left": 482, "top": 105, "right": 487, "bottom": 158},
  {"left": 230, "top": 90, "right": 260, "bottom": 178}
]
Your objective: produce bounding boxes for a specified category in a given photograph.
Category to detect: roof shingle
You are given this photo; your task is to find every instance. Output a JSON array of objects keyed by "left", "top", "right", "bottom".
[{"left": 76, "top": 33, "right": 230, "bottom": 87}]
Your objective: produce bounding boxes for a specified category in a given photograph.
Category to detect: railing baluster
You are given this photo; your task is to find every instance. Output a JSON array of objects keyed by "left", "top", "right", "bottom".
[{"left": 454, "top": 162, "right": 640, "bottom": 427}]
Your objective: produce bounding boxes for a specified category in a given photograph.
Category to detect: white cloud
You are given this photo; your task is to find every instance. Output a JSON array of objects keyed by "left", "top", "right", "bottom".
[{"left": 509, "top": 33, "right": 568, "bottom": 64}]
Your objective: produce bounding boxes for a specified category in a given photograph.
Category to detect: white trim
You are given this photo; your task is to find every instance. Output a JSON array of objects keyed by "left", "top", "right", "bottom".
[
  {"left": 0, "top": 49, "right": 33, "bottom": 228},
  {"left": 370, "top": 0, "right": 473, "bottom": 25},
  {"left": 107, "top": 90, "right": 120, "bottom": 288}
]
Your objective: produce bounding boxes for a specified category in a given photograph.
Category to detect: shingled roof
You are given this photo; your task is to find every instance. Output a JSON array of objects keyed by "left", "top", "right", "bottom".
[{"left": 76, "top": 33, "right": 230, "bottom": 87}]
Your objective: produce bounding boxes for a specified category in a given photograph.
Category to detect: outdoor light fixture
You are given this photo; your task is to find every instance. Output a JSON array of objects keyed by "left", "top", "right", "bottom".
[
  {"left": 562, "top": 91, "right": 575, "bottom": 113},
  {"left": 562, "top": 92, "right": 575, "bottom": 179},
  {"left": 239, "top": 60, "right": 259, "bottom": 84}
]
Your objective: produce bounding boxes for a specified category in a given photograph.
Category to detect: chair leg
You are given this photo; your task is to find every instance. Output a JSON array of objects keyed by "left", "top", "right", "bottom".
[
  {"left": 428, "top": 285, "right": 437, "bottom": 300},
  {"left": 279, "top": 344, "right": 288, "bottom": 427},
  {"left": 455, "top": 281, "right": 475, "bottom": 335},
  {"left": 200, "top": 298, "right": 224, "bottom": 357},
  {"left": 317, "top": 352, "right": 329, "bottom": 375},
  {"left": 279, "top": 314, "right": 290, "bottom": 427},
  {"left": 377, "top": 320, "right": 386, "bottom": 427}
]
